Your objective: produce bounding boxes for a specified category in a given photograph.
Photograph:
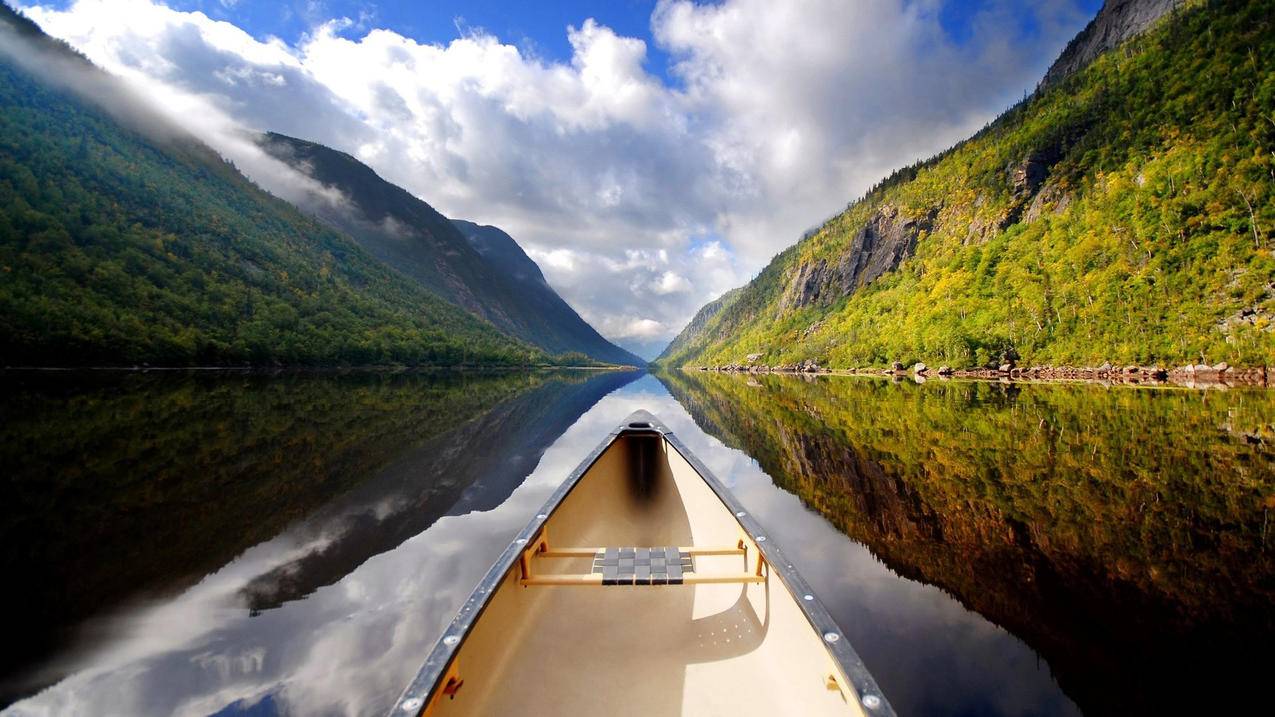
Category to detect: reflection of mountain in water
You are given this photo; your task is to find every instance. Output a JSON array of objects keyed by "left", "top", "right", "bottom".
[
  {"left": 238, "top": 369, "right": 640, "bottom": 612},
  {"left": 0, "top": 369, "right": 637, "bottom": 704},
  {"left": 660, "top": 371, "right": 1275, "bottom": 717}
]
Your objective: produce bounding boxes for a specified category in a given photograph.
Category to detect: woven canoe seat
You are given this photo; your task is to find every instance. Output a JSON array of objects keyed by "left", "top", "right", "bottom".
[{"left": 591, "top": 547, "right": 694, "bottom": 585}]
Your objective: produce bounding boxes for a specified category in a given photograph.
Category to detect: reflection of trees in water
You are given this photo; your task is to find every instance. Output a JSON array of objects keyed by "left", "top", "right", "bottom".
[
  {"left": 237, "top": 368, "right": 640, "bottom": 613},
  {"left": 660, "top": 371, "right": 1275, "bottom": 716},
  {"left": 0, "top": 369, "right": 633, "bottom": 699}
]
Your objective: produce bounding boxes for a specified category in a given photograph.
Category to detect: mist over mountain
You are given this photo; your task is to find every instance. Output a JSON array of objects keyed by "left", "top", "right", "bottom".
[
  {"left": 0, "top": 4, "right": 542, "bottom": 367},
  {"left": 257, "top": 132, "right": 643, "bottom": 366}
]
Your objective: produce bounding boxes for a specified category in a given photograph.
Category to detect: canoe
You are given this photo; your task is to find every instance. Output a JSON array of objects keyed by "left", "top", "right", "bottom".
[{"left": 390, "top": 410, "right": 894, "bottom": 716}]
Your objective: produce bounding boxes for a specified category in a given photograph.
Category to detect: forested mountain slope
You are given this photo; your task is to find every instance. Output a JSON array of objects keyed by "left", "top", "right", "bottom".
[
  {"left": 659, "top": 0, "right": 1274, "bottom": 369},
  {"left": 450, "top": 220, "right": 644, "bottom": 364},
  {"left": 258, "top": 133, "right": 644, "bottom": 366},
  {"left": 0, "top": 5, "right": 541, "bottom": 366}
]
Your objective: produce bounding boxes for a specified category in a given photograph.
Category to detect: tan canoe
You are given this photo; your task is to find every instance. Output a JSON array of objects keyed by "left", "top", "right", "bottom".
[{"left": 390, "top": 410, "right": 893, "bottom": 716}]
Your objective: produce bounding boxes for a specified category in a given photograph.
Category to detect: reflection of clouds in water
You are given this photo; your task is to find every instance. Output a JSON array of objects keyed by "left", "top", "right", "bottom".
[{"left": 9, "top": 377, "right": 1077, "bottom": 716}]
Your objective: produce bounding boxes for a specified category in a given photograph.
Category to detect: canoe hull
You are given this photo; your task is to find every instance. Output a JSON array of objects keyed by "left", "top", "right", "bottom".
[{"left": 392, "top": 411, "right": 893, "bottom": 716}]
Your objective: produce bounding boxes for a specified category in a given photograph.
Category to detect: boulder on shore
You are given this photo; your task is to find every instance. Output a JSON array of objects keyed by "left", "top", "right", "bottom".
[
  {"left": 937, "top": 365, "right": 953, "bottom": 375},
  {"left": 913, "top": 362, "right": 928, "bottom": 374},
  {"left": 891, "top": 361, "right": 905, "bottom": 372}
]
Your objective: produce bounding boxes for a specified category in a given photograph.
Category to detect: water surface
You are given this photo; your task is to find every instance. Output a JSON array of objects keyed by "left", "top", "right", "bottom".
[{"left": 1, "top": 370, "right": 1271, "bottom": 716}]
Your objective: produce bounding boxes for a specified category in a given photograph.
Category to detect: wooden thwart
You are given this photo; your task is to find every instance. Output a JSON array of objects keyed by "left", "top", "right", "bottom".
[
  {"left": 521, "top": 572, "right": 766, "bottom": 586},
  {"left": 518, "top": 528, "right": 766, "bottom": 587},
  {"left": 538, "top": 546, "right": 744, "bottom": 558}
]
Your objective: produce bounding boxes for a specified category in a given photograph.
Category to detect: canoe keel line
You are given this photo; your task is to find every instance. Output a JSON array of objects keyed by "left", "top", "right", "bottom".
[{"left": 391, "top": 411, "right": 895, "bottom": 716}]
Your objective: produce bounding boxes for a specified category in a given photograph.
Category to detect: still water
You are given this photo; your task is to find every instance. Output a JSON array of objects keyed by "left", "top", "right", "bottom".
[{"left": 1, "top": 370, "right": 1272, "bottom": 716}]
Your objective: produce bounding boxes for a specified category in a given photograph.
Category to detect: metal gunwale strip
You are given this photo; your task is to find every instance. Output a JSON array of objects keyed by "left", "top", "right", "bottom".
[{"left": 388, "top": 409, "right": 895, "bottom": 716}]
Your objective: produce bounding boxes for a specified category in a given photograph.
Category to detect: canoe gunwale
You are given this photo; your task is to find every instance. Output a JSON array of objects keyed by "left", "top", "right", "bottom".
[{"left": 389, "top": 409, "right": 896, "bottom": 717}]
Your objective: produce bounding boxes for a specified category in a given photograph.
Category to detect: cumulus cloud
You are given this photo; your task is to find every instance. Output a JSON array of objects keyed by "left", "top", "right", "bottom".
[{"left": 20, "top": 0, "right": 1095, "bottom": 357}]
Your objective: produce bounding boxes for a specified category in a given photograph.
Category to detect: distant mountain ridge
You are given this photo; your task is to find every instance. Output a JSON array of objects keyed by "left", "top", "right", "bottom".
[
  {"left": 659, "top": 0, "right": 1274, "bottom": 369},
  {"left": 258, "top": 133, "right": 644, "bottom": 366},
  {"left": 451, "top": 219, "right": 548, "bottom": 288}
]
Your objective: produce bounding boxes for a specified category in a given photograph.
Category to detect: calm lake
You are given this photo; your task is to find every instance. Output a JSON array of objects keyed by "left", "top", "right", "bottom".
[{"left": 1, "top": 370, "right": 1272, "bottom": 716}]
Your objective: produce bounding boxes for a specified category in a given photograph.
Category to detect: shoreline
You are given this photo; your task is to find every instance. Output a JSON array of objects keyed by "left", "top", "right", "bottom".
[
  {"left": 689, "top": 362, "right": 1271, "bottom": 388},
  {"left": 0, "top": 364, "right": 642, "bottom": 374}
]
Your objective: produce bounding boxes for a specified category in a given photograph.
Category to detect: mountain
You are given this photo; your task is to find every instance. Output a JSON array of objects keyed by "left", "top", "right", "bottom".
[
  {"left": 1040, "top": 0, "right": 1183, "bottom": 89},
  {"left": 449, "top": 220, "right": 645, "bottom": 365},
  {"left": 659, "top": 287, "right": 741, "bottom": 363},
  {"left": 257, "top": 133, "right": 644, "bottom": 366},
  {"left": 0, "top": 5, "right": 541, "bottom": 367},
  {"left": 659, "top": 0, "right": 1275, "bottom": 369}
]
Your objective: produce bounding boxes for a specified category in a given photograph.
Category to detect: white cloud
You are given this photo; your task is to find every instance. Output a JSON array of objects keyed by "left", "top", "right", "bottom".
[
  {"left": 525, "top": 247, "right": 577, "bottom": 273},
  {"left": 652, "top": 271, "right": 691, "bottom": 295},
  {"left": 19, "top": 0, "right": 1094, "bottom": 355}
]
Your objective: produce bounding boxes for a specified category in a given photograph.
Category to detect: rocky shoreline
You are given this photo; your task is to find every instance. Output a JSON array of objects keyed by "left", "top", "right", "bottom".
[{"left": 693, "top": 360, "right": 1270, "bottom": 387}]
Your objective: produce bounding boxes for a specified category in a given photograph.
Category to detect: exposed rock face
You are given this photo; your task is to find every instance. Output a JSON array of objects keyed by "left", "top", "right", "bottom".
[
  {"left": 780, "top": 205, "right": 936, "bottom": 310},
  {"left": 1040, "top": 0, "right": 1182, "bottom": 89},
  {"left": 1010, "top": 154, "right": 1052, "bottom": 196},
  {"left": 1024, "top": 182, "right": 1073, "bottom": 223}
]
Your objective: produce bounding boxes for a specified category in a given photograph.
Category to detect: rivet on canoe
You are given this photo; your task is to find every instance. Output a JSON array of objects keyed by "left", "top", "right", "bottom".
[
  {"left": 536, "top": 514, "right": 547, "bottom": 520},
  {"left": 514, "top": 538, "right": 527, "bottom": 545},
  {"left": 735, "top": 511, "right": 746, "bottom": 517},
  {"left": 862, "top": 694, "right": 882, "bottom": 710},
  {"left": 755, "top": 536, "right": 767, "bottom": 542},
  {"left": 803, "top": 594, "right": 814, "bottom": 601},
  {"left": 401, "top": 697, "right": 423, "bottom": 711},
  {"left": 823, "top": 632, "right": 840, "bottom": 643},
  {"left": 442, "top": 635, "right": 460, "bottom": 647}
]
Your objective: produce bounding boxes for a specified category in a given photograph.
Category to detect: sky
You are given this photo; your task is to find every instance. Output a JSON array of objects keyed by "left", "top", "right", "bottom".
[{"left": 19, "top": 0, "right": 1103, "bottom": 359}]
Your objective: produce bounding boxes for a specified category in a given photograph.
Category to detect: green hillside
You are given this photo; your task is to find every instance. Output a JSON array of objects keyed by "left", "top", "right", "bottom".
[
  {"left": 0, "top": 6, "right": 542, "bottom": 367},
  {"left": 258, "top": 133, "right": 644, "bottom": 366},
  {"left": 659, "top": 0, "right": 1275, "bottom": 369}
]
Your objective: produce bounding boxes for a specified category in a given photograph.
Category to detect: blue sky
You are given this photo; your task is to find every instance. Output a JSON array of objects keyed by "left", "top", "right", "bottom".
[
  {"left": 43, "top": 0, "right": 1104, "bottom": 83},
  {"left": 25, "top": 0, "right": 1105, "bottom": 358}
]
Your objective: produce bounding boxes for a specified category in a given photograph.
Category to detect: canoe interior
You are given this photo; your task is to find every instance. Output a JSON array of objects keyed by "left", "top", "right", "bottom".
[{"left": 413, "top": 426, "right": 870, "bottom": 716}]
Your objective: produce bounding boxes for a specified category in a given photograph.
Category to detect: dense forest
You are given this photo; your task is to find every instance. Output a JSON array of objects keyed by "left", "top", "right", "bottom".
[
  {"left": 0, "top": 7, "right": 555, "bottom": 367},
  {"left": 660, "top": 0, "right": 1275, "bottom": 369}
]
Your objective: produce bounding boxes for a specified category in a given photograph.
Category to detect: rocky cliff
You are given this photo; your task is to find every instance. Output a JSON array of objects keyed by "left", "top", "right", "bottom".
[
  {"left": 1040, "top": 0, "right": 1184, "bottom": 89},
  {"left": 778, "top": 205, "right": 937, "bottom": 311}
]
